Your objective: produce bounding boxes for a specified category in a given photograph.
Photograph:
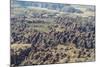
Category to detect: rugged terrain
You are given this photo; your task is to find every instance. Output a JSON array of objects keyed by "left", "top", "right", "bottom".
[{"left": 11, "top": 0, "right": 95, "bottom": 66}]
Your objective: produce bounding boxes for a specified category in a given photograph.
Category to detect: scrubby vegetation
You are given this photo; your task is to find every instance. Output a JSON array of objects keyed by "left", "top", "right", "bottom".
[{"left": 11, "top": 0, "right": 95, "bottom": 66}]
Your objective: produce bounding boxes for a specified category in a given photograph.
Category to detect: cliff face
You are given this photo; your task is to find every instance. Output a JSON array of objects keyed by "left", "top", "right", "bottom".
[{"left": 11, "top": 0, "right": 96, "bottom": 13}]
